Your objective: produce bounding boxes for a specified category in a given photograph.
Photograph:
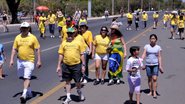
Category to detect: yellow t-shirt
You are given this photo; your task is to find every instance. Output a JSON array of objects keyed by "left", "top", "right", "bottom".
[
  {"left": 82, "top": 30, "right": 93, "bottom": 49},
  {"left": 58, "top": 40, "right": 85, "bottom": 65},
  {"left": 39, "top": 16, "right": 47, "bottom": 29},
  {"left": 170, "top": 18, "right": 177, "bottom": 25},
  {"left": 142, "top": 14, "right": 148, "bottom": 21},
  {"left": 79, "top": 19, "right": 87, "bottom": 25},
  {"left": 178, "top": 20, "right": 185, "bottom": 28},
  {"left": 13, "top": 33, "right": 40, "bottom": 63},
  {"left": 163, "top": 14, "right": 169, "bottom": 22},
  {"left": 47, "top": 14, "right": 57, "bottom": 24},
  {"left": 127, "top": 13, "right": 133, "bottom": 21},
  {"left": 153, "top": 13, "right": 159, "bottom": 19},
  {"left": 93, "top": 35, "right": 110, "bottom": 54},
  {"left": 75, "top": 34, "right": 87, "bottom": 48},
  {"left": 58, "top": 17, "right": 66, "bottom": 27}
]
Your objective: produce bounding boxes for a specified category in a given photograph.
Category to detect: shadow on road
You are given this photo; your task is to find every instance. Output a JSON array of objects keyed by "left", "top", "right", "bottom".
[
  {"left": 123, "top": 100, "right": 142, "bottom": 104},
  {"left": 12, "top": 91, "right": 43, "bottom": 104},
  {"left": 58, "top": 94, "right": 85, "bottom": 103}
]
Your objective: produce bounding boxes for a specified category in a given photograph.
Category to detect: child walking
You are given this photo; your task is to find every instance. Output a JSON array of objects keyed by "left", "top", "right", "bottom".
[{"left": 126, "top": 46, "right": 144, "bottom": 104}]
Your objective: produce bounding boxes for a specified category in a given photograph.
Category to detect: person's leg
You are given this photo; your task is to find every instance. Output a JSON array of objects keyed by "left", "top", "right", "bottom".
[
  {"left": 152, "top": 65, "right": 159, "bottom": 98},
  {"left": 49, "top": 24, "right": 52, "bottom": 34},
  {"left": 94, "top": 58, "right": 101, "bottom": 85},
  {"left": 0, "top": 64, "right": 4, "bottom": 79},
  {"left": 135, "top": 78, "right": 141, "bottom": 104},
  {"left": 128, "top": 77, "right": 134, "bottom": 103},
  {"left": 101, "top": 60, "right": 108, "bottom": 81},
  {"left": 146, "top": 66, "right": 153, "bottom": 96},
  {"left": 170, "top": 26, "right": 174, "bottom": 39},
  {"left": 85, "top": 54, "right": 90, "bottom": 78}
]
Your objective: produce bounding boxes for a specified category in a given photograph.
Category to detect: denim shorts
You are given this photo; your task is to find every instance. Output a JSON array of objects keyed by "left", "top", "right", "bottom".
[{"left": 146, "top": 65, "right": 159, "bottom": 77}]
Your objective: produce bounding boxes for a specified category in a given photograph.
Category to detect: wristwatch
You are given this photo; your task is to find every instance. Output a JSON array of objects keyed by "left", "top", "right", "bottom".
[{"left": 82, "top": 64, "right": 86, "bottom": 67}]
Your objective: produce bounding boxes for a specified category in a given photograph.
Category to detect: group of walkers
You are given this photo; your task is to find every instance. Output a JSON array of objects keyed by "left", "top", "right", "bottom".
[{"left": 0, "top": 9, "right": 172, "bottom": 104}]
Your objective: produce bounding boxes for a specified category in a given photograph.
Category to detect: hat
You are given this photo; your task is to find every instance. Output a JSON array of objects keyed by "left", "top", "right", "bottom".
[
  {"left": 101, "top": 26, "right": 109, "bottom": 32},
  {"left": 20, "top": 22, "right": 30, "bottom": 28},
  {"left": 79, "top": 22, "right": 87, "bottom": 26},
  {"left": 58, "top": 13, "right": 63, "bottom": 17},
  {"left": 110, "top": 25, "right": 119, "bottom": 30},
  {"left": 67, "top": 27, "right": 75, "bottom": 33}
]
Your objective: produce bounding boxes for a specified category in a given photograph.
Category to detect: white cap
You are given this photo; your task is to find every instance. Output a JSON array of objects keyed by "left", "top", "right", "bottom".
[{"left": 20, "top": 22, "right": 30, "bottom": 28}]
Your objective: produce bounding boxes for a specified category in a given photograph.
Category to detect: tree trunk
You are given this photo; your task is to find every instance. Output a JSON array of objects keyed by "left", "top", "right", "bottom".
[{"left": 6, "top": 0, "right": 21, "bottom": 24}]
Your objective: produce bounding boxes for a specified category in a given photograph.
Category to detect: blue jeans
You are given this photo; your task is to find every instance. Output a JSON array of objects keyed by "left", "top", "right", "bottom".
[
  {"left": 146, "top": 65, "right": 159, "bottom": 77},
  {"left": 49, "top": 24, "right": 55, "bottom": 34}
]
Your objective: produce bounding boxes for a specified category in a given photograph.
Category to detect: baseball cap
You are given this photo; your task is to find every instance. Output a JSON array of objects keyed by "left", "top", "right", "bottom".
[
  {"left": 79, "top": 22, "right": 87, "bottom": 26},
  {"left": 20, "top": 22, "right": 30, "bottom": 28},
  {"left": 67, "top": 27, "right": 75, "bottom": 33}
]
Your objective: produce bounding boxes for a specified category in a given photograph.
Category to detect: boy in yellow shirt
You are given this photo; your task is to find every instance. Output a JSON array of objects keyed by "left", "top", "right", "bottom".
[
  {"left": 57, "top": 14, "right": 66, "bottom": 38},
  {"left": 177, "top": 15, "right": 185, "bottom": 40},
  {"left": 57, "top": 27, "right": 85, "bottom": 104},
  {"left": 9, "top": 22, "right": 41, "bottom": 103},
  {"left": 142, "top": 11, "right": 148, "bottom": 28}
]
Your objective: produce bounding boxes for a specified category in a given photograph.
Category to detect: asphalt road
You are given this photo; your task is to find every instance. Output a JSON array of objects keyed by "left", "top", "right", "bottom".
[{"left": 0, "top": 13, "right": 170, "bottom": 104}]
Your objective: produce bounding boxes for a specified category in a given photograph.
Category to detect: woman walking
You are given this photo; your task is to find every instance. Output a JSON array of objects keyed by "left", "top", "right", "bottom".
[
  {"left": 142, "top": 34, "right": 164, "bottom": 99},
  {"left": 108, "top": 25, "right": 127, "bottom": 85},
  {"left": 92, "top": 26, "right": 110, "bottom": 85}
]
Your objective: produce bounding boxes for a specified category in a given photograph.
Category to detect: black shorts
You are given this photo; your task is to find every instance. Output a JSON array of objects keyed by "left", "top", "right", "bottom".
[
  {"left": 178, "top": 28, "right": 184, "bottom": 33},
  {"left": 62, "top": 63, "right": 82, "bottom": 83},
  {"left": 128, "top": 20, "right": 132, "bottom": 25}
]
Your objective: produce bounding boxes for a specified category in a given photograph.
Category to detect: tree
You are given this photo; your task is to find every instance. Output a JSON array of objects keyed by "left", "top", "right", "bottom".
[{"left": 6, "top": 0, "right": 21, "bottom": 23}]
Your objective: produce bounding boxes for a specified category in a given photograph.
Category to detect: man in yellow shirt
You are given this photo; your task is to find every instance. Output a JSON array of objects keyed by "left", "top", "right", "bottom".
[
  {"left": 126, "top": 11, "right": 133, "bottom": 30},
  {"left": 153, "top": 11, "right": 159, "bottom": 29},
  {"left": 142, "top": 11, "right": 148, "bottom": 28},
  {"left": 61, "top": 16, "right": 73, "bottom": 42},
  {"left": 9, "top": 22, "right": 41, "bottom": 103},
  {"left": 57, "top": 27, "right": 85, "bottom": 104},
  {"left": 80, "top": 22, "right": 93, "bottom": 83},
  {"left": 163, "top": 12, "right": 169, "bottom": 29},
  {"left": 47, "top": 11, "right": 57, "bottom": 38}
]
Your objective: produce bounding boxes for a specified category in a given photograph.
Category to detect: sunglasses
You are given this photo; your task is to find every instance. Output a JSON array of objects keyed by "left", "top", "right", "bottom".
[{"left": 66, "top": 20, "right": 71, "bottom": 22}]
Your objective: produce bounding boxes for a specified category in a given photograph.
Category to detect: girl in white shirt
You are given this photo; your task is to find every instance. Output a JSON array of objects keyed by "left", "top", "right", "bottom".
[{"left": 126, "top": 46, "right": 144, "bottom": 104}]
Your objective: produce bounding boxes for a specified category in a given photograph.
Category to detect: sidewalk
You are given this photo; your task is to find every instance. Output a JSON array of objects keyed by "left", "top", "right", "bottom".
[{"left": 29, "top": 21, "right": 185, "bottom": 104}]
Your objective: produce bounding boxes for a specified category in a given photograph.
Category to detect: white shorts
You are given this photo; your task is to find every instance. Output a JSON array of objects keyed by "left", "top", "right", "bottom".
[
  {"left": 128, "top": 76, "right": 141, "bottom": 94},
  {"left": 94, "top": 53, "right": 108, "bottom": 60},
  {"left": 17, "top": 59, "right": 34, "bottom": 79}
]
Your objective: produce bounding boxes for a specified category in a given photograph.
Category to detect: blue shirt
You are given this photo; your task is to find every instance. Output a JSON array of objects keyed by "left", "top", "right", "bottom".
[{"left": 0, "top": 44, "right": 4, "bottom": 61}]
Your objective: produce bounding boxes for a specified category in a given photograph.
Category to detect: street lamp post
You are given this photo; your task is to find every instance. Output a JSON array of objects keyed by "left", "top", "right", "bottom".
[
  {"left": 88, "top": 0, "right": 92, "bottom": 17},
  {"left": 128, "top": 0, "right": 130, "bottom": 12},
  {"left": 112, "top": 0, "right": 114, "bottom": 15},
  {"left": 33, "top": 0, "right": 36, "bottom": 22}
]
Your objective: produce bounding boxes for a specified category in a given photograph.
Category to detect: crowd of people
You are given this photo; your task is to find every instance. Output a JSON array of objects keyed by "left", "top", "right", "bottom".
[{"left": 1, "top": 9, "right": 185, "bottom": 104}]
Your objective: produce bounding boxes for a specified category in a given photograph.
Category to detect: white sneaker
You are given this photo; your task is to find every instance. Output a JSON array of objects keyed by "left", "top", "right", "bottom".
[
  {"left": 63, "top": 97, "right": 72, "bottom": 104},
  {"left": 50, "top": 35, "right": 53, "bottom": 38},
  {"left": 77, "top": 90, "right": 85, "bottom": 101},
  {"left": 82, "top": 79, "right": 87, "bottom": 84}
]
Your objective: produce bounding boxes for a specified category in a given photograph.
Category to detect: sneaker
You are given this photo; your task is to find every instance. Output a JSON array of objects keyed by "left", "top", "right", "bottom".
[
  {"left": 93, "top": 80, "right": 100, "bottom": 85},
  {"left": 77, "top": 90, "right": 85, "bottom": 101},
  {"left": 116, "top": 79, "right": 121, "bottom": 85},
  {"left": 107, "top": 79, "right": 114, "bottom": 86},
  {"left": 50, "top": 35, "right": 53, "bottom": 38},
  {"left": 63, "top": 97, "right": 72, "bottom": 104},
  {"left": 59, "top": 35, "right": 61, "bottom": 38},
  {"left": 82, "top": 79, "right": 87, "bottom": 84},
  {"left": 20, "top": 95, "right": 26, "bottom": 103},
  {"left": 100, "top": 80, "right": 105, "bottom": 85}
]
